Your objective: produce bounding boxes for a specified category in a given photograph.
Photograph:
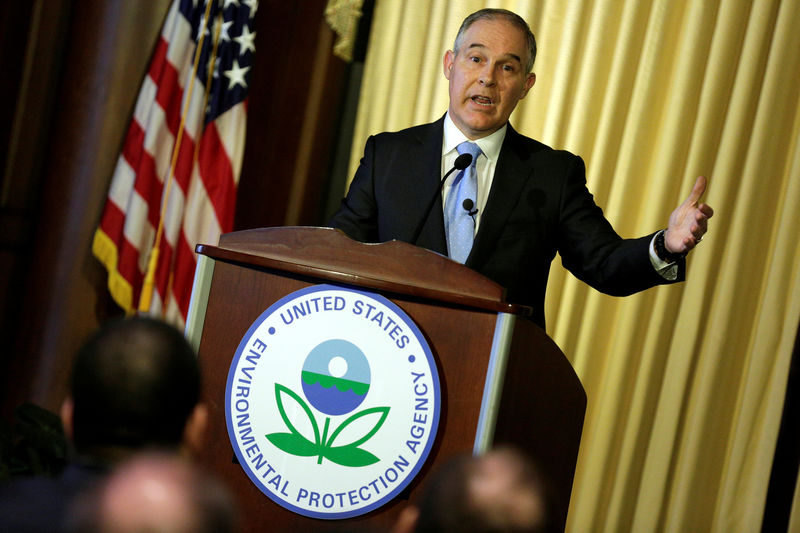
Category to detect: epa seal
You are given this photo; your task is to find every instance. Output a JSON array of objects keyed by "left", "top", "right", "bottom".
[{"left": 225, "top": 285, "right": 441, "bottom": 519}]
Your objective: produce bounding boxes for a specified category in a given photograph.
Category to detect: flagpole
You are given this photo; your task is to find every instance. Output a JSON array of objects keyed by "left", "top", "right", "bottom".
[{"left": 138, "top": 0, "right": 217, "bottom": 315}]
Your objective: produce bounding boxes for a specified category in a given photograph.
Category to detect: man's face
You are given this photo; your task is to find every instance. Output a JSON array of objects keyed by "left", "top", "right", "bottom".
[{"left": 443, "top": 18, "right": 536, "bottom": 140}]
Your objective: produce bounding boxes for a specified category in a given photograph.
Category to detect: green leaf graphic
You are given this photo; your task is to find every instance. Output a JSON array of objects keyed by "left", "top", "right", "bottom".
[
  {"left": 268, "top": 383, "right": 391, "bottom": 467},
  {"left": 266, "top": 432, "right": 318, "bottom": 456},
  {"left": 327, "top": 406, "right": 390, "bottom": 449},
  {"left": 274, "top": 383, "right": 320, "bottom": 446},
  {"left": 324, "top": 445, "right": 380, "bottom": 467}
]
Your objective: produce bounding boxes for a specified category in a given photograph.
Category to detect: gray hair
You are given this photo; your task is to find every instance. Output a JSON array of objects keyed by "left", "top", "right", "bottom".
[{"left": 453, "top": 9, "right": 537, "bottom": 73}]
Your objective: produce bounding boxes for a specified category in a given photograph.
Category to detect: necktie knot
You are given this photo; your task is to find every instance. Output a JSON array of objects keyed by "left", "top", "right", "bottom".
[{"left": 457, "top": 141, "right": 482, "bottom": 166}]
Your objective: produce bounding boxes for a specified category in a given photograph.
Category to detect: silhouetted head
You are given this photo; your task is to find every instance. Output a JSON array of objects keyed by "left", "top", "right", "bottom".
[
  {"left": 66, "top": 316, "right": 201, "bottom": 458},
  {"left": 407, "top": 446, "right": 552, "bottom": 533}
]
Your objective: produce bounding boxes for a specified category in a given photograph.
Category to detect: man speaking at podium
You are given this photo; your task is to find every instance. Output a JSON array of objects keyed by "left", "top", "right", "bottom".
[{"left": 329, "top": 8, "right": 713, "bottom": 329}]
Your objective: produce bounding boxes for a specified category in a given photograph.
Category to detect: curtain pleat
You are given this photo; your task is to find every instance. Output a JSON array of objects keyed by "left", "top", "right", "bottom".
[{"left": 345, "top": 1, "right": 800, "bottom": 530}]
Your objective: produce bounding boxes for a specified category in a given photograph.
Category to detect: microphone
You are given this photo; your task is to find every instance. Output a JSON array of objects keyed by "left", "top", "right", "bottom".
[
  {"left": 409, "top": 153, "right": 473, "bottom": 245},
  {"left": 462, "top": 198, "right": 478, "bottom": 216}
]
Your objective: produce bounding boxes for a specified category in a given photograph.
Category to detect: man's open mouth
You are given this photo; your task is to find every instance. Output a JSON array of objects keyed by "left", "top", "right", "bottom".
[{"left": 471, "top": 95, "right": 494, "bottom": 106}]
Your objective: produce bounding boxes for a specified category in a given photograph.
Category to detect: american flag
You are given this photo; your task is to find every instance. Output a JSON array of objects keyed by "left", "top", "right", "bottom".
[{"left": 93, "top": 0, "right": 258, "bottom": 327}]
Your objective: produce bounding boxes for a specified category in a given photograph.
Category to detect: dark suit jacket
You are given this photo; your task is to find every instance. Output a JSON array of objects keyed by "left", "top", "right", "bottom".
[
  {"left": 329, "top": 117, "right": 683, "bottom": 328},
  {"left": 0, "top": 461, "right": 107, "bottom": 532}
]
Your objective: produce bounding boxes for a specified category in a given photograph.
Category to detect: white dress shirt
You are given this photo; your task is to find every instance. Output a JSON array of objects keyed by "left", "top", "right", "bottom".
[{"left": 440, "top": 113, "right": 505, "bottom": 233}]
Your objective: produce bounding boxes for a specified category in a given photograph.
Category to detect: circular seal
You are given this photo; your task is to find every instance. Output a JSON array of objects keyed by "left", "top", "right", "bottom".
[{"left": 225, "top": 285, "right": 441, "bottom": 519}]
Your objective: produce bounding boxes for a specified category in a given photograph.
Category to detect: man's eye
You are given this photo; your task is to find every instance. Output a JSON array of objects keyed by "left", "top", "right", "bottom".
[
  {"left": 470, "top": 56, "right": 481, "bottom": 63},
  {"left": 502, "top": 64, "right": 515, "bottom": 72}
]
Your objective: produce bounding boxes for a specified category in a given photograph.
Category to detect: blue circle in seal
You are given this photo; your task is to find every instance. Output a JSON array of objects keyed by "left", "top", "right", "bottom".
[
  {"left": 301, "top": 339, "right": 371, "bottom": 416},
  {"left": 224, "top": 284, "right": 441, "bottom": 520}
]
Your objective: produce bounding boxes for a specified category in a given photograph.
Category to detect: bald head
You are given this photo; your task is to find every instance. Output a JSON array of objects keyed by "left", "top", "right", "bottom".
[
  {"left": 70, "top": 453, "right": 237, "bottom": 533},
  {"left": 406, "top": 447, "right": 551, "bottom": 533},
  {"left": 466, "top": 447, "right": 547, "bottom": 530}
]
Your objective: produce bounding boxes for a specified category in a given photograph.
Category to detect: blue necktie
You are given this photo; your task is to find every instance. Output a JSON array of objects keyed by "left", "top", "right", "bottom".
[{"left": 445, "top": 142, "right": 482, "bottom": 263}]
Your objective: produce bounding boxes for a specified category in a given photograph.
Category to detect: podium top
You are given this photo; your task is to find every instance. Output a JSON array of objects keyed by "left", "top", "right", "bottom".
[{"left": 195, "top": 227, "right": 528, "bottom": 315}]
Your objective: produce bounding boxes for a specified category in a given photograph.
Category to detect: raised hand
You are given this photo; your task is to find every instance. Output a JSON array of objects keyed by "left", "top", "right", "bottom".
[{"left": 665, "top": 176, "right": 714, "bottom": 254}]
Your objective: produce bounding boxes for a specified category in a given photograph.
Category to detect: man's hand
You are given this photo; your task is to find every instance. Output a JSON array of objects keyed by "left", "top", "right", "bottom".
[{"left": 665, "top": 176, "right": 714, "bottom": 254}]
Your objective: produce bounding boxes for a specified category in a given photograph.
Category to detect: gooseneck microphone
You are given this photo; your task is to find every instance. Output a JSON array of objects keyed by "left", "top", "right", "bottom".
[
  {"left": 462, "top": 198, "right": 478, "bottom": 216},
  {"left": 409, "top": 153, "right": 473, "bottom": 245}
]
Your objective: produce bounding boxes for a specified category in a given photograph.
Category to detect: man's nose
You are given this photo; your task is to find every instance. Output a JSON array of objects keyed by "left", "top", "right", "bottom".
[{"left": 478, "top": 64, "right": 496, "bottom": 86}]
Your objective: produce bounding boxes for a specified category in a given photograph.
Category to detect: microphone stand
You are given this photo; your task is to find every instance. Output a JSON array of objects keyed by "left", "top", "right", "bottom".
[{"left": 409, "top": 153, "right": 473, "bottom": 245}]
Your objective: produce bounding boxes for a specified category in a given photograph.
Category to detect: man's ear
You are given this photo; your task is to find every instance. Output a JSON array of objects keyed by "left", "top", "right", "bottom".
[
  {"left": 443, "top": 50, "right": 455, "bottom": 80},
  {"left": 181, "top": 403, "right": 209, "bottom": 457},
  {"left": 60, "top": 397, "right": 74, "bottom": 443},
  {"left": 520, "top": 72, "right": 536, "bottom": 99}
]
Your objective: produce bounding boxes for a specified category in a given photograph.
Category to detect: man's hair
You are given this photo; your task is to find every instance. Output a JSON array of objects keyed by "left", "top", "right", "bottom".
[
  {"left": 413, "top": 447, "right": 553, "bottom": 532},
  {"left": 453, "top": 9, "right": 537, "bottom": 73},
  {"left": 414, "top": 454, "right": 473, "bottom": 532},
  {"left": 69, "top": 316, "right": 200, "bottom": 453}
]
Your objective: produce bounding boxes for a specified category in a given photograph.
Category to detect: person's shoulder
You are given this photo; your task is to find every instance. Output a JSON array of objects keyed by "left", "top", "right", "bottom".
[
  {"left": 0, "top": 475, "right": 71, "bottom": 530},
  {"left": 505, "top": 127, "right": 582, "bottom": 165},
  {"left": 0, "top": 462, "right": 108, "bottom": 531},
  {"left": 370, "top": 118, "right": 443, "bottom": 145}
]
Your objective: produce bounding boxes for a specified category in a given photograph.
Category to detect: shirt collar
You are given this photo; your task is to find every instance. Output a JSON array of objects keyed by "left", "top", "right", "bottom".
[{"left": 443, "top": 112, "right": 507, "bottom": 162}]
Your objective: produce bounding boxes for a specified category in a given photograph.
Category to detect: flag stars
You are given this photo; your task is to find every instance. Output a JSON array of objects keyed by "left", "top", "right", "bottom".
[
  {"left": 224, "top": 59, "right": 250, "bottom": 89},
  {"left": 203, "top": 16, "right": 215, "bottom": 39},
  {"left": 219, "top": 19, "right": 234, "bottom": 41},
  {"left": 235, "top": 25, "right": 256, "bottom": 55},
  {"left": 183, "top": 0, "right": 254, "bottom": 118},
  {"left": 242, "top": 0, "right": 258, "bottom": 17},
  {"left": 208, "top": 55, "right": 220, "bottom": 78}
]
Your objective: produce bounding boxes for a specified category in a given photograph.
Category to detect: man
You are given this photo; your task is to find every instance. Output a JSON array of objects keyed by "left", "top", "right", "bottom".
[
  {"left": 330, "top": 9, "right": 713, "bottom": 328},
  {"left": 0, "top": 316, "right": 208, "bottom": 532},
  {"left": 66, "top": 452, "right": 237, "bottom": 533},
  {"left": 392, "top": 446, "right": 552, "bottom": 533}
]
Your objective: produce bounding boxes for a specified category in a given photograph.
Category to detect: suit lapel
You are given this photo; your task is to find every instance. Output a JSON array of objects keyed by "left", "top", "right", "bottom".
[
  {"left": 467, "top": 125, "right": 533, "bottom": 269},
  {"left": 410, "top": 117, "right": 448, "bottom": 255}
]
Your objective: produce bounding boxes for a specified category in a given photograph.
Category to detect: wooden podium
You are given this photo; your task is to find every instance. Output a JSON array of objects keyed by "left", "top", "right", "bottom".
[{"left": 185, "top": 227, "right": 585, "bottom": 532}]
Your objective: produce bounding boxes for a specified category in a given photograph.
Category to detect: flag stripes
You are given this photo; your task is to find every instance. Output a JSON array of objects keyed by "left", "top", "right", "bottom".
[{"left": 93, "top": 0, "right": 257, "bottom": 327}]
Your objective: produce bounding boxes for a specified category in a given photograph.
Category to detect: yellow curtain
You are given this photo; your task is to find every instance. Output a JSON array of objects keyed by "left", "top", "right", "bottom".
[{"left": 346, "top": 0, "right": 800, "bottom": 531}]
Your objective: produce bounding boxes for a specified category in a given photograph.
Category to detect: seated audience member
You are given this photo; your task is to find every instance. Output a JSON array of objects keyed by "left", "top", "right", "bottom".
[
  {"left": 66, "top": 452, "right": 237, "bottom": 533},
  {"left": 0, "top": 316, "right": 208, "bottom": 532},
  {"left": 394, "top": 446, "right": 552, "bottom": 533}
]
